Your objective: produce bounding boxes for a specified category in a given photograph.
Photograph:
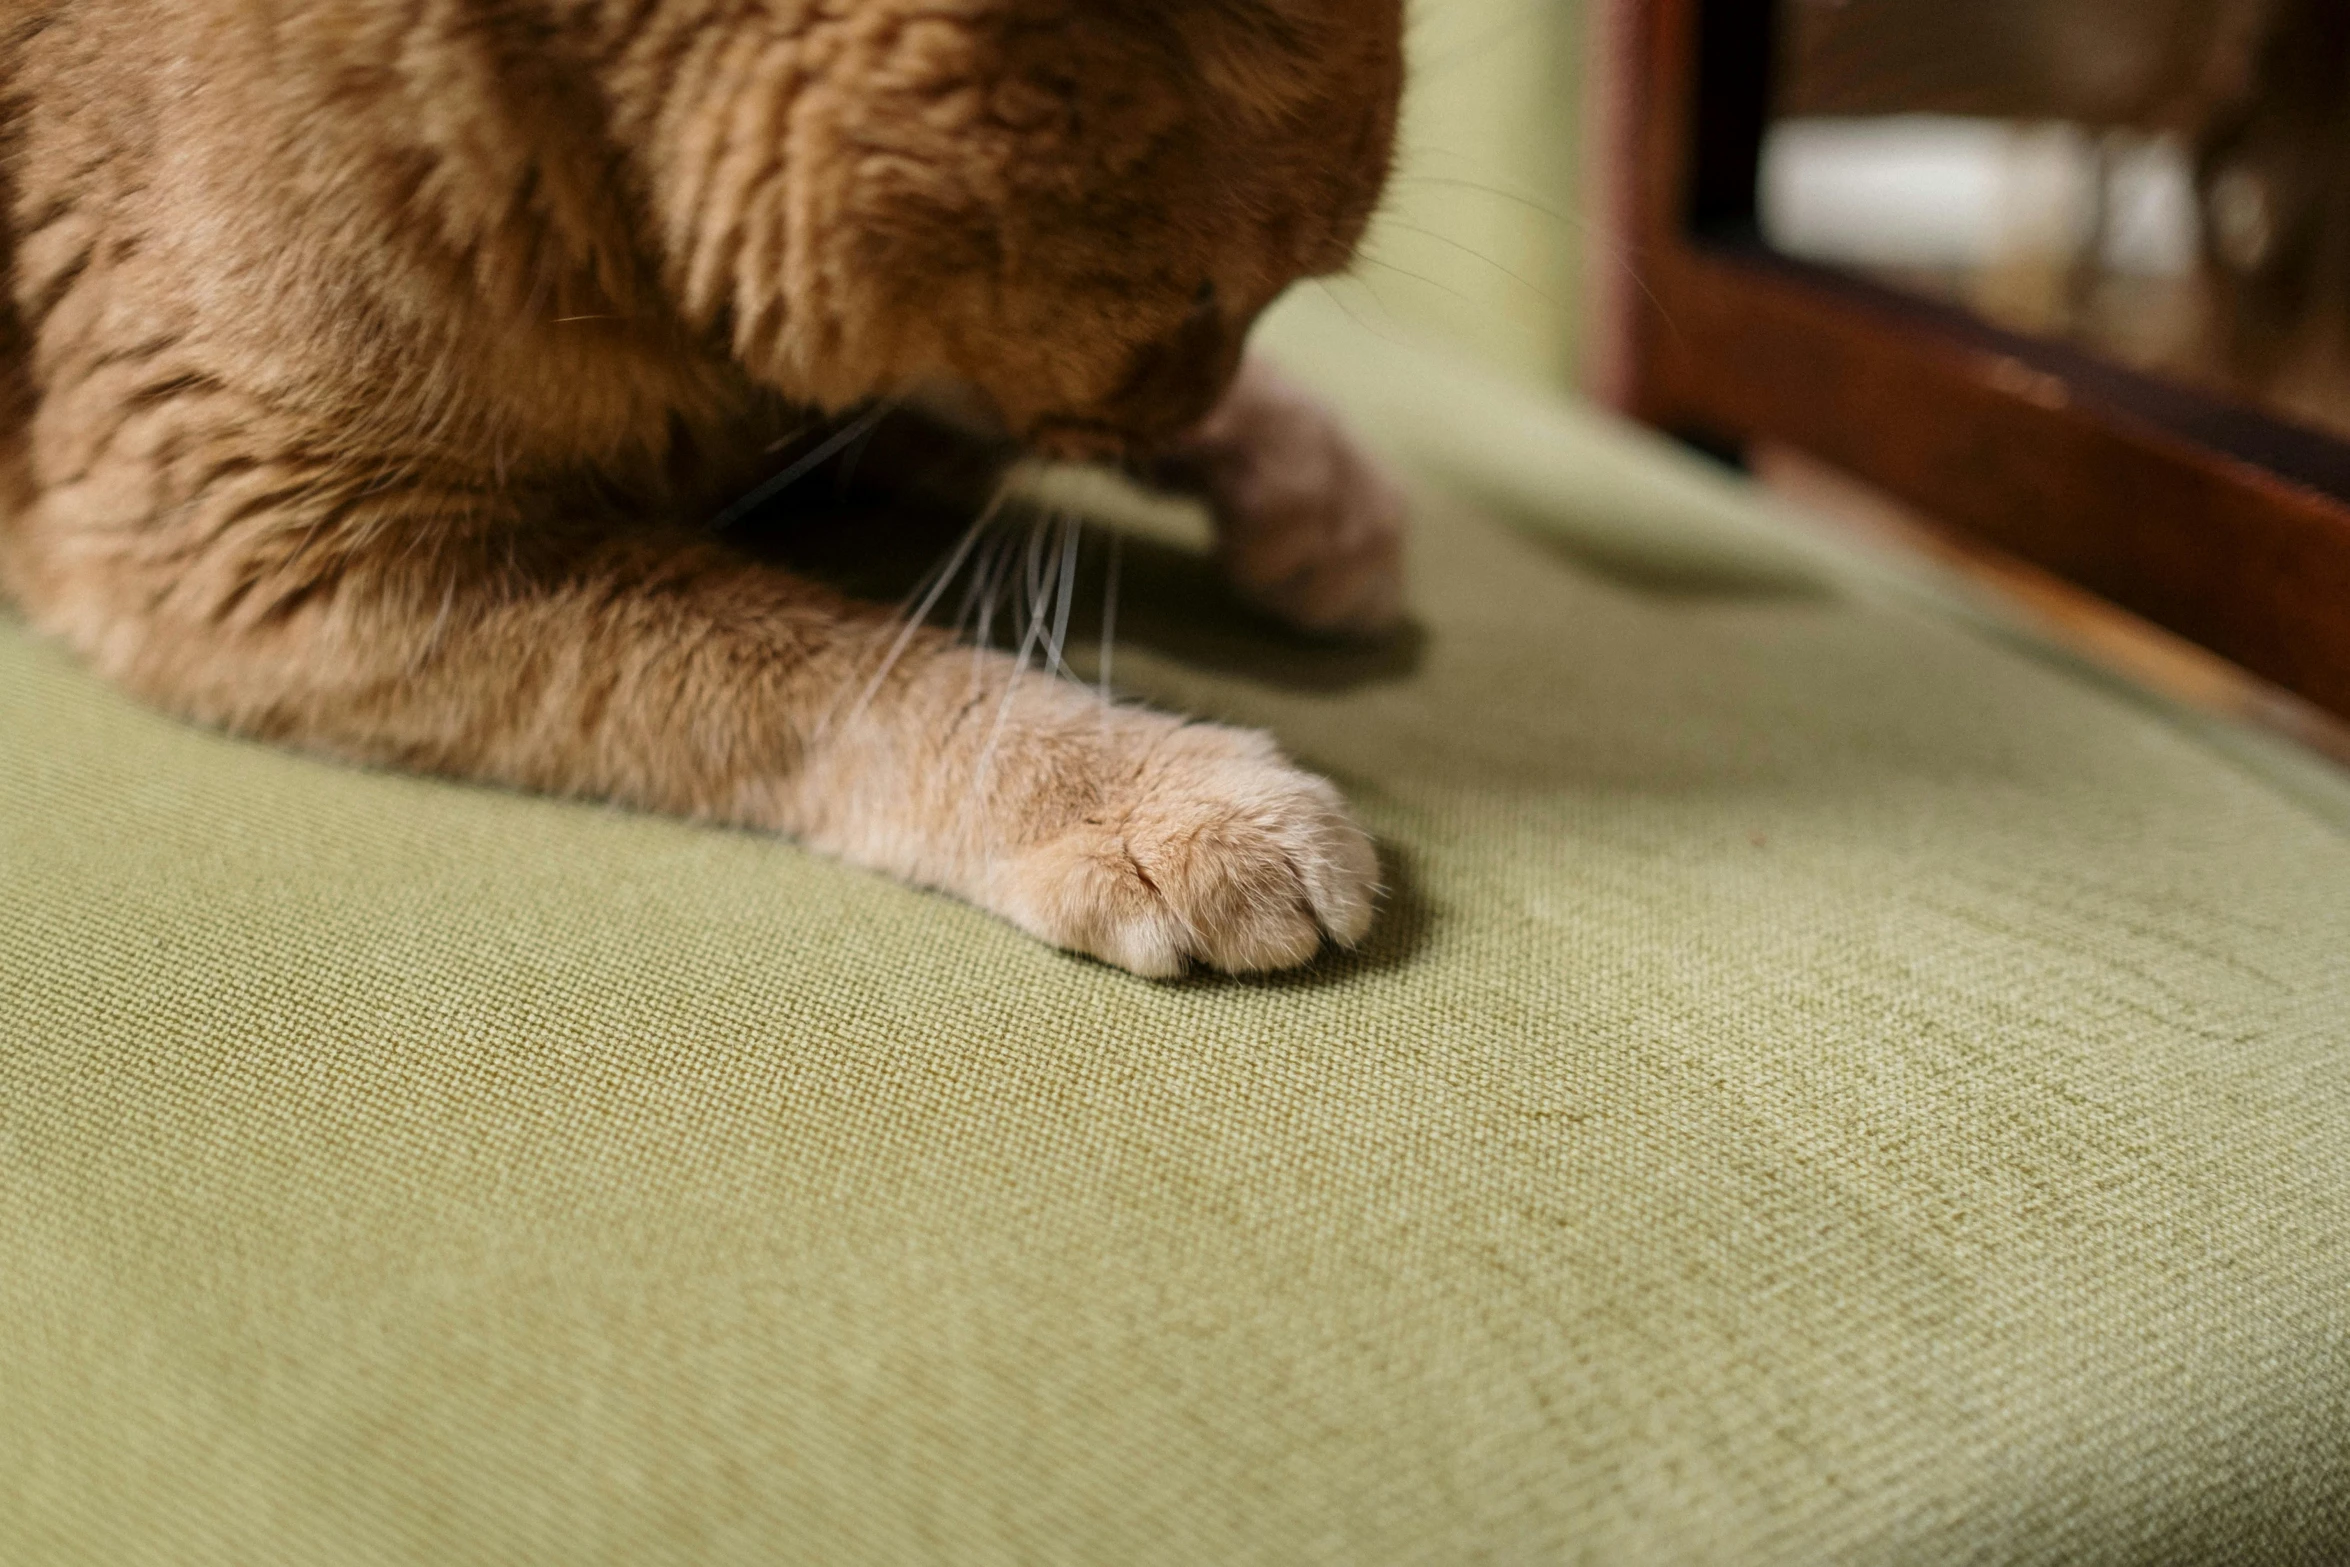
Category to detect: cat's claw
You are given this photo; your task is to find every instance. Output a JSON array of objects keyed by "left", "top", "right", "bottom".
[{"left": 992, "top": 722, "right": 1379, "bottom": 978}]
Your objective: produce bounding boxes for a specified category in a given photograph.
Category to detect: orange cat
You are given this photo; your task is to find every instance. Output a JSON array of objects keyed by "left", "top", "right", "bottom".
[{"left": 0, "top": 0, "right": 1408, "bottom": 976}]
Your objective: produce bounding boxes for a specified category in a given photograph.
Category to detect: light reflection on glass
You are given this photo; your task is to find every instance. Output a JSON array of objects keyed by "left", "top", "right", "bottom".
[{"left": 1761, "top": 0, "right": 2350, "bottom": 441}]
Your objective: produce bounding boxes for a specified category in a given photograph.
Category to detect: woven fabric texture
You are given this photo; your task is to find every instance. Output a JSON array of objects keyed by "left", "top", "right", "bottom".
[{"left": 6, "top": 305, "right": 2350, "bottom": 1564}]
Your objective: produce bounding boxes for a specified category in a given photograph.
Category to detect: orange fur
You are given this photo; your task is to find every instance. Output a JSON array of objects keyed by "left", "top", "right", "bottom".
[{"left": 0, "top": 0, "right": 1404, "bottom": 975}]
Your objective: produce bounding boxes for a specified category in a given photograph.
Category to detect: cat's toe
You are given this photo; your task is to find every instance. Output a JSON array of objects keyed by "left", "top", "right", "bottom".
[{"left": 997, "top": 725, "right": 1378, "bottom": 977}]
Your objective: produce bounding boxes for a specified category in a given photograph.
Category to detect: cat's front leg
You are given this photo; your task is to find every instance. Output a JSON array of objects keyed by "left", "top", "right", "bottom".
[
  {"left": 15, "top": 471, "right": 1375, "bottom": 976},
  {"left": 786, "top": 645, "right": 1379, "bottom": 975},
  {"left": 1156, "top": 354, "right": 1409, "bottom": 638}
]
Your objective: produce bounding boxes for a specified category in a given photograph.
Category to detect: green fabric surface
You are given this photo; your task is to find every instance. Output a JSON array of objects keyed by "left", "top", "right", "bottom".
[{"left": 7, "top": 302, "right": 2350, "bottom": 1564}]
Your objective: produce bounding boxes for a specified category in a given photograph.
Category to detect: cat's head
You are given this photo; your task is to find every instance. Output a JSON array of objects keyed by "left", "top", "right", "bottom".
[{"left": 635, "top": 0, "right": 1403, "bottom": 457}]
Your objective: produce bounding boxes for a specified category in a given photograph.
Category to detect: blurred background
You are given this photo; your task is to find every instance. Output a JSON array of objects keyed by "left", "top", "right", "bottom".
[
  {"left": 1360, "top": 0, "right": 2350, "bottom": 436},
  {"left": 1762, "top": 0, "right": 2350, "bottom": 442},
  {"left": 1316, "top": 0, "right": 1591, "bottom": 388},
  {"left": 1332, "top": 0, "right": 2350, "bottom": 748}
]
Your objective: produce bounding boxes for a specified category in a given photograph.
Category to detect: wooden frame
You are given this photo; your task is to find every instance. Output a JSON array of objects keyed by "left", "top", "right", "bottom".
[{"left": 1600, "top": 0, "right": 2350, "bottom": 721}]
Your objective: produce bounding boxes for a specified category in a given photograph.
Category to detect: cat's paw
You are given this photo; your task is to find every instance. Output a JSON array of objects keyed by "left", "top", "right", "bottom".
[
  {"left": 1165, "top": 355, "right": 1408, "bottom": 639},
  {"left": 1217, "top": 419, "right": 1407, "bottom": 638},
  {"left": 992, "top": 722, "right": 1379, "bottom": 977}
]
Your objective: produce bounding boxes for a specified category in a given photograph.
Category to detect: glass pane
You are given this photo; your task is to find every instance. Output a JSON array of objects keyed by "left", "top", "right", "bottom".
[{"left": 1761, "top": 0, "right": 2350, "bottom": 441}]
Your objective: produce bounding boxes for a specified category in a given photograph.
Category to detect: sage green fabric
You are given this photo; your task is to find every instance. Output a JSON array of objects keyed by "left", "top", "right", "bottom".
[{"left": 7, "top": 305, "right": 2350, "bottom": 1565}]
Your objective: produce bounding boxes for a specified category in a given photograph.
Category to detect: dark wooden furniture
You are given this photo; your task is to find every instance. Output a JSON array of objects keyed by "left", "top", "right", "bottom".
[{"left": 1598, "top": 0, "right": 2350, "bottom": 721}]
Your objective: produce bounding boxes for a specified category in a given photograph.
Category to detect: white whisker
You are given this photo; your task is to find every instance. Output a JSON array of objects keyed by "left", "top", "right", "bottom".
[
  {"left": 965, "top": 514, "right": 1065, "bottom": 809},
  {"left": 712, "top": 403, "right": 888, "bottom": 530},
  {"left": 1098, "top": 528, "right": 1120, "bottom": 705},
  {"left": 953, "top": 522, "right": 1008, "bottom": 639},
  {"left": 1021, "top": 508, "right": 1051, "bottom": 645},
  {"left": 1044, "top": 510, "right": 1080, "bottom": 684},
  {"left": 1372, "top": 216, "right": 1562, "bottom": 307},
  {"left": 967, "top": 523, "right": 1017, "bottom": 689},
  {"left": 823, "top": 481, "right": 1008, "bottom": 737}
]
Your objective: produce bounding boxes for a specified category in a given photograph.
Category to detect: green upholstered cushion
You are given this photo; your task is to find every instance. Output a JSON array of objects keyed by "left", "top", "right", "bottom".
[{"left": 7, "top": 296, "right": 2349, "bottom": 1564}]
